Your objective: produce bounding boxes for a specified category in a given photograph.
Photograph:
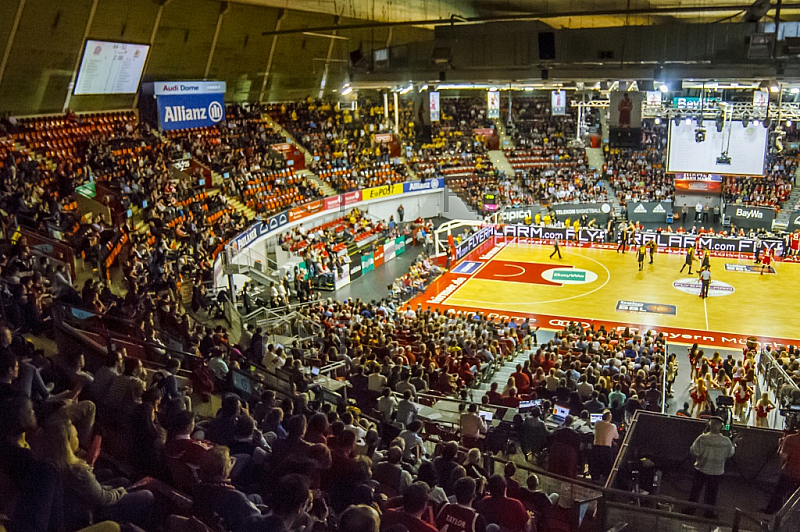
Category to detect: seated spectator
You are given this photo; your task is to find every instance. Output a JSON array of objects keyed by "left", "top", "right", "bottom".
[
  {"left": 474, "top": 474, "right": 529, "bottom": 532},
  {"left": 381, "top": 481, "right": 439, "bottom": 532},
  {"left": 33, "top": 417, "right": 155, "bottom": 530},
  {"left": 193, "top": 445, "right": 262, "bottom": 530},
  {"left": 435, "top": 477, "right": 487, "bottom": 532}
]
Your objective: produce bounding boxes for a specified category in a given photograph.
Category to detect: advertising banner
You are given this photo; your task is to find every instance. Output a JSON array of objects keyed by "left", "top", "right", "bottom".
[
  {"left": 499, "top": 208, "right": 533, "bottom": 223},
  {"left": 403, "top": 178, "right": 444, "bottom": 193},
  {"left": 674, "top": 173, "right": 723, "bottom": 194},
  {"left": 672, "top": 96, "right": 721, "bottom": 110},
  {"left": 551, "top": 90, "right": 567, "bottom": 116},
  {"left": 609, "top": 91, "right": 643, "bottom": 129},
  {"left": 455, "top": 226, "right": 494, "bottom": 260},
  {"left": 373, "top": 245, "right": 385, "bottom": 268},
  {"left": 488, "top": 90, "right": 500, "bottom": 119},
  {"left": 288, "top": 199, "right": 325, "bottom": 222},
  {"left": 384, "top": 239, "right": 396, "bottom": 261},
  {"left": 496, "top": 225, "right": 785, "bottom": 255},
  {"left": 324, "top": 196, "right": 343, "bottom": 211},
  {"left": 551, "top": 202, "right": 613, "bottom": 224},
  {"left": 323, "top": 191, "right": 363, "bottom": 212},
  {"left": 150, "top": 81, "right": 227, "bottom": 132},
  {"left": 430, "top": 91, "right": 440, "bottom": 122},
  {"left": 626, "top": 201, "right": 672, "bottom": 223},
  {"left": 334, "top": 268, "right": 350, "bottom": 290},
  {"left": 348, "top": 250, "right": 363, "bottom": 281},
  {"left": 395, "top": 236, "right": 406, "bottom": 255},
  {"left": 724, "top": 205, "right": 775, "bottom": 229},
  {"left": 363, "top": 183, "right": 403, "bottom": 201},
  {"left": 361, "top": 252, "right": 375, "bottom": 274},
  {"left": 616, "top": 300, "right": 677, "bottom": 316}
]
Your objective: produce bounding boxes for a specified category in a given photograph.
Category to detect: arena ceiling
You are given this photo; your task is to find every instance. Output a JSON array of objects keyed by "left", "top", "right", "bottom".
[{"left": 228, "top": 0, "right": 800, "bottom": 30}]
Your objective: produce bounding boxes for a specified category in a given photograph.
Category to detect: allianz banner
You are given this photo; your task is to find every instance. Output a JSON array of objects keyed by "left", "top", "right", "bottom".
[
  {"left": 148, "top": 81, "right": 226, "bottom": 131},
  {"left": 724, "top": 205, "right": 775, "bottom": 229},
  {"left": 403, "top": 178, "right": 444, "bottom": 193},
  {"left": 551, "top": 202, "right": 613, "bottom": 224},
  {"left": 626, "top": 201, "right": 672, "bottom": 223}
]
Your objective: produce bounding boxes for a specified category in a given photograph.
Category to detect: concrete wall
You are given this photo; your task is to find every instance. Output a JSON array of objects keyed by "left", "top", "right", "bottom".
[
  {"left": 441, "top": 188, "right": 481, "bottom": 221},
  {"left": 218, "top": 187, "right": 443, "bottom": 289}
]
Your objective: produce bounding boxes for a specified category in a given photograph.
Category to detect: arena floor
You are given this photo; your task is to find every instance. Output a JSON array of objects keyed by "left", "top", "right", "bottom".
[{"left": 411, "top": 236, "right": 800, "bottom": 349}]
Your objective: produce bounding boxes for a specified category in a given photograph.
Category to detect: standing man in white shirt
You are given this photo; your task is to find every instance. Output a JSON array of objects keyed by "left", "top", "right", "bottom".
[
  {"left": 590, "top": 411, "right": 619, "bottom": 481},
  {"left": 686, "top": 417, "right": 739, "bottom": 517}
]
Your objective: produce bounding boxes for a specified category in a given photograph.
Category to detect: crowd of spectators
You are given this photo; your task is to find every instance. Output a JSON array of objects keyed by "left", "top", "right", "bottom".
[
  {"left": 604, "top": 122, "right": 672, "bottom": 205},
  {"left": 723, "top": 150, "right": 797, "bottom": 208},
  {"left": 268, "top": 100, "right": 408, "bottom": 192}
]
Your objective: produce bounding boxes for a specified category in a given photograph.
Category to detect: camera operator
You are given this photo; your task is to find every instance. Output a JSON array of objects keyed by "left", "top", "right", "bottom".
[
  {"left": 685, "top": 416, "right": 740, "bottom": 518},
  {"left": 764, "top": 429, "right": 800, "bottom": 513}
]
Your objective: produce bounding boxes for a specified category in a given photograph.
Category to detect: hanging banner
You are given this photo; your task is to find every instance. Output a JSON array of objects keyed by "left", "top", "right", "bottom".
[
  {"left": 753, "top": 90, "right": 769, "bottom": 110},
  {"left": 646, "top": 91, "right": 662, "bottom": 106},
  {"left": 488, "top": 90, "right": 500, "bottom": 119},
  {"left": 551, "top": 90, "right": 567, "bottom": 116},
  {"left": 609, "top": 91, "right": 643, "bottom": 129},
  {"left": 430, "top": 91, "right": 440, "bottom": 122},
  {"left": 143, "top": 81, "right": 227, "bottom": 132}
]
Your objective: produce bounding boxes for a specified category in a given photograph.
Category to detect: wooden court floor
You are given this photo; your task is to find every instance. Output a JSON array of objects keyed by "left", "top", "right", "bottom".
[{"left": 412, "top": 238, "right": 800, "bottom": 348}]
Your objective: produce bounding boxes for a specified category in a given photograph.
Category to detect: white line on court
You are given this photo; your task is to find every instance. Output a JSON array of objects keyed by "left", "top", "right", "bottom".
[
  {"left": 494, "top": 264, "right": 526, "bottom": 277},
  {"left": 703, "top": 297, "right": 709, "bottom": 330}
]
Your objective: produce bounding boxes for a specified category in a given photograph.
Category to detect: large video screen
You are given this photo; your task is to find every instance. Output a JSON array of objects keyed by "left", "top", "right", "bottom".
[
  {"left": 74, "top": 40, "right": 149, "bottom": 95},
  {"left": 667, "top": 120, "right": 768, "bottom": 176}
]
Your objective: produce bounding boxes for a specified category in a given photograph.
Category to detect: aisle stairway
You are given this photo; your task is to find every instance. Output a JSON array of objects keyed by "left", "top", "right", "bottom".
[
  {"left": 585, "top": 147, "right": 605, "bottom": 171},
  {"left": 493, "top": 120, "right": 515, "bottom": 151},
  {"left": 300, "top": 169, "right": 337, "bottom": 197},
  {"left": 775, "top": 168, "right": 800, "bottom": 228},
  {"left": 488, "top": 150, "right": 516, "bottom": 177},
  {"left": 261, "top": 112, "right": 313, "bottom": 167}
]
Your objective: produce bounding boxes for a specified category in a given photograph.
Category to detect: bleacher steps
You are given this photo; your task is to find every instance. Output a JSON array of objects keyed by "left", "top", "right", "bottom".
[
  {"left": 260, "top": 113, "right": 313, "bottom": 167},
  {"left": 299, "top": 169, "right": 337, "bottom": 198},
  {"left": 488, "top": 149, "right": 515, "bottom": 177}
]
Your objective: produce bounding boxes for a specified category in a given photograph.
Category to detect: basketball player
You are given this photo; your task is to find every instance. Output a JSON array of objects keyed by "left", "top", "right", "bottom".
[
  {"left": 761, "top": 248, "right": 773, "bottom": 275},
  {"left": 647, "top": 240, "right": 657, "bottom": 264},
  {"left": 637, "top": 244, "right": 646, "bottom": 271},
  {"left": 680, "top": 245, "right": 696, "bottom": 275},
  {"left": 792, "top": 231, "right": 800, "bottom": 257},
  {"left": 550, "top": 238, "right": 562, "bottom": 259},
  {"left": 700, "top": 248, "right": 710, "bottom": 270}
]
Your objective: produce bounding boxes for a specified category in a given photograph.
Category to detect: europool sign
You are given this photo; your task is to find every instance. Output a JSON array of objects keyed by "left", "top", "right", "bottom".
[{"left": 141, "top": 81, "right": 226, "bottom": 131}]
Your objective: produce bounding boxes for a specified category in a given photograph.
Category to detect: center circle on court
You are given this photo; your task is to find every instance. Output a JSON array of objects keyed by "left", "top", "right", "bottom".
[
  {"left": 673, "top": 278, "right": 734, "bottom": 297},
  {"left": 542, "top": 267, "right": 599, "bottom": 285}
]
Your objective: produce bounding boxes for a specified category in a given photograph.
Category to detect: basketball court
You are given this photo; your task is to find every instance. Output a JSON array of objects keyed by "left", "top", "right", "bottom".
[{"left": 412, "top": 236, "right": 800, "bottom": 349}]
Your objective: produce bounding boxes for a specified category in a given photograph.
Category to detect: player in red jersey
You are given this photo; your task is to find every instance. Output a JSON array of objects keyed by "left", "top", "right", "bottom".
[{"left": 761, "top": 248, "right": 773, "bottom": 275}]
